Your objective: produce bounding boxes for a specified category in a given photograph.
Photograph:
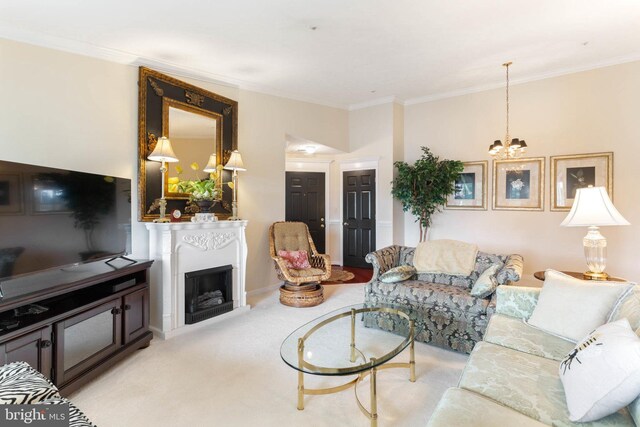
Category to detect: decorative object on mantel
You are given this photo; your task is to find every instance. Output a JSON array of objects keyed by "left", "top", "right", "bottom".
[
  {"left": 445, "top": 161, "right": 488, "bottom": 210},
  {"left": 191, "top": 213, "right": 218, "bottom": 223},
  {"left": 147, "top": 136, "right": 179, "bottom": 222},
  {"left": 493, "top": 157, "right": 545, "bottom": 211},
  {"left": 224, "top": 150, "right": 246, "bottom": 220},
  {"left": 550, "top": 152, "right": 613, "bottom": 211},
  {"left": 488, "top": 62, "right": 528, "bottom": 159},
  {"left": 392, "top": 146, "right": 463, "bottom": 241},
  {"left": 560, "top": 186, "right": 629, "bottom": 280}
]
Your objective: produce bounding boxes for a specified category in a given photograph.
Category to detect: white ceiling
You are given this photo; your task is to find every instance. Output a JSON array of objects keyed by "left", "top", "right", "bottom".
[{"left": 1, "top": 0, "right": 640, "bottom": 109}]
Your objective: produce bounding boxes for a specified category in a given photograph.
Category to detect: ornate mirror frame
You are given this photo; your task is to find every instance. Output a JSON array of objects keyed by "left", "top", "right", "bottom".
[{"left": 138, "top": 67, "right": 237, "bottom": 221}]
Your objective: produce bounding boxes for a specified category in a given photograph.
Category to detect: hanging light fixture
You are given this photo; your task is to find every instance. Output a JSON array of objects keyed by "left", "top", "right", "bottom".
[{"left": 489, "top": 62, "right": 528, "bottom": 159}]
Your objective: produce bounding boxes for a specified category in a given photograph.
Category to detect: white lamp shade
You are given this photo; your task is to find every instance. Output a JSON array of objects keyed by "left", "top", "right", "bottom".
[
  {"left": 224, "top": 150, "right": 246, "bottom": 171},
  {"left": 148, "top": 137, "right": 179, "bottom": 163},
  {"left": 561, "top": 186, "right": 629, "bottom": 227},
  {"left": 203, "top": 154, "right": 217, "bottom": 172}
]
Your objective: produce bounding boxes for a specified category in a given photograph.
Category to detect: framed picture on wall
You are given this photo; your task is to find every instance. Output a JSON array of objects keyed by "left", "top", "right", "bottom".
[
  {"left": 446, "top": 161, "right": 488, "bottom": 210},
  {"left": 493, "top": 157, "right": 545, "bottom": 211},
  {"left": 0, "top": 174, "right": 24, "bottom": 215},
  {"left": 550, "top": 152, "right": 613, "bottom": 211}
]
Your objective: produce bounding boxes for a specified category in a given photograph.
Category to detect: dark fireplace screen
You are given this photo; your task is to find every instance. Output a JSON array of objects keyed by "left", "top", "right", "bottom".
[{"left": 184, "top": 265, "right": 233, "bottom": 324}]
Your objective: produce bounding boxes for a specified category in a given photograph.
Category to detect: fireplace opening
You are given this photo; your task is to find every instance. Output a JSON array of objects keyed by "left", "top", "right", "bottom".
[{"left": 185, "top": 265, "right": 233, "bottom": 324}]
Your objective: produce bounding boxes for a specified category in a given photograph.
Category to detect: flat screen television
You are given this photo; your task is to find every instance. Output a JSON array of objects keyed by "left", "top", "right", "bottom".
[{"left": 0, "top": 160, "right": 132, "bottom": 282}]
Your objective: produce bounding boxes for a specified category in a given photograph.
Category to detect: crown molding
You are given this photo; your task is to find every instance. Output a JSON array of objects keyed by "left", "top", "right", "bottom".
[
  {"left": 0, "top": 27, "right": 349, "bottom": 110},
  {"left": 348, "top": 96, "right": 403, "bottom": 111},
  {"left": 3, "top": 25, "right": 640, "bottom": 111},
  {"left": 404, "top": 52, "right": 640, "bottom": 106}
]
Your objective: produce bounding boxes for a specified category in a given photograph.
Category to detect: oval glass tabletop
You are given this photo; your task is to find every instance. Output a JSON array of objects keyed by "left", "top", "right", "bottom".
[{"left": 280, "top": 303, "right": 421, "bottom": 376}]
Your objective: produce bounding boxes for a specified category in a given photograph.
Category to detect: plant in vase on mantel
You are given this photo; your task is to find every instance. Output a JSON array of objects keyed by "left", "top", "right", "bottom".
[{"left": 175, "top": 162, "right": 222, "bottom": 214}]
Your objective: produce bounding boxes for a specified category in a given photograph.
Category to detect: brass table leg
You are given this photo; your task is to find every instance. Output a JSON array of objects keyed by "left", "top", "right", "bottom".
[
  {"left": 297, "top": 338, "right": 304, "bottom": 410},
  {"left": 350, "top": 308, "right": 357, "bottom": 362},
  {"left": 409, "top": 320, "right": 416, "bottom": 382},
  {"left": 370, "top": 358, "right": 378, "bottom": 427}
]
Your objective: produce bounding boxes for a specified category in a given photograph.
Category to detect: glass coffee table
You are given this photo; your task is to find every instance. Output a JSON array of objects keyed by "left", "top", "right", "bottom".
[{"left": 280, "top": 304, "right": 419, "bottom": 427}]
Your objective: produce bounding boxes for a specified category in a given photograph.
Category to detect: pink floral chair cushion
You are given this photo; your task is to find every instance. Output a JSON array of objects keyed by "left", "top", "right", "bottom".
[{"left": 277, "top": 250, "right": 311, "bottom": 269}]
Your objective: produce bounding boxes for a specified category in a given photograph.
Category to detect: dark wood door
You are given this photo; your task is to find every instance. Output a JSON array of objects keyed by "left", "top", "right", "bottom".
[
  {"left": 343, "top": 170, "right": 376, "bottom": 268},
  {"left": 123, "top": 288, "right": 150, "bottom": 344},
  {"left": 0, "top": 326, "right": 52, "bottom": 379},
  {"left": 285, "top": 172, "right": 326, "bottom": 253},
  {"left": 54, "top": 298, "right": 122, "bottom": 386}
]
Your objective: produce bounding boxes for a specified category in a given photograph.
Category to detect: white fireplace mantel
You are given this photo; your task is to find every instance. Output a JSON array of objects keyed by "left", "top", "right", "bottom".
[{"left": 145, "top": 220, "right": 248, "bottom": 339}]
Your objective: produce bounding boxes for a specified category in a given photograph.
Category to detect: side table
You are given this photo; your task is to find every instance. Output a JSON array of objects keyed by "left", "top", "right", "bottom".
[{"left": 533, "top": 271, "right": 626, "bottom": 282}]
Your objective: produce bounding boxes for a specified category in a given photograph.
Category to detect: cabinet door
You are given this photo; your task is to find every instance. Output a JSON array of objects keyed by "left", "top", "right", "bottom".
[
  {"left": 54, "top": 298, "right": 122, "bottom": 386},
  {"left": 123, "top": 287, "right": 149, "bottom": 344},
  {"left": 0, "top": 326, "right": 52, "bottom": 379}
]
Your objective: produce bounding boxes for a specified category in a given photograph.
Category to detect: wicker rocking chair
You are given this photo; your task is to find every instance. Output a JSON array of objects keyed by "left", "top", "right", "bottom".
[{"left": 269, "top": 221, "right": 331, "bottom": 307}]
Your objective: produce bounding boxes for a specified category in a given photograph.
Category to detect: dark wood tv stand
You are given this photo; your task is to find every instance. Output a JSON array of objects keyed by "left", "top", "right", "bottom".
[{"left": 0, "top": 259, "right": 153, "bottom": 395}]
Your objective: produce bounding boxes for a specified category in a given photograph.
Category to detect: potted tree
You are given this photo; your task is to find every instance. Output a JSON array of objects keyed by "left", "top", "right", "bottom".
[{"left": 392, "top": 147, "right": 463, "bottom": 242}]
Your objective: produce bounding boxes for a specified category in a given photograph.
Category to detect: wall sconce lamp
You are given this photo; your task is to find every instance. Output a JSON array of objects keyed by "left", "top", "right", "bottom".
[
  {"left": 223, "top": 150, "right": 246, "bottom": 220},
  {"left": 147, "top": 136, "right": 179, "bottom": 222}
]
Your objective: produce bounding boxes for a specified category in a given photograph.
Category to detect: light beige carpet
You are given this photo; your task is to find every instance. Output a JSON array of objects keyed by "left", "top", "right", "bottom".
[{"left": 69, "top": 284, "right": 467, "bottom": 427}]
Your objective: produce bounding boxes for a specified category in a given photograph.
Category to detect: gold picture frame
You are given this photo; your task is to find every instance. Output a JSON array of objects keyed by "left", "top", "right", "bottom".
[
  {"left": 446, "top": 161, "right": 488, "bottom": 210},
  {"left": 493, "top": 157, "right": 545, "bottom": 211},
  {"left": 550, "top": 152, "right": 613, "bottom": 211}
]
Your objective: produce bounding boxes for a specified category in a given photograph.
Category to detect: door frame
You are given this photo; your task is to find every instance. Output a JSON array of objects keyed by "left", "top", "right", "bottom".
[
  {"left": 285, "top": 158, "right": 332, "bottom": 255},
  {"left": 339, "top": 157, "right": 379, "bottom": 266}
]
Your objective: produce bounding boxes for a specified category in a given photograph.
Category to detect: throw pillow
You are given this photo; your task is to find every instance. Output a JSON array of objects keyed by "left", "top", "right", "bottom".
[
  {"left": 277, "top": 250, "right": 311, "bottom": 269},
  {"left": 470, "top": 264, "right": 501, "bottom": 298},
  {"left": 559, "top": 319, "right": 640, "bottom": 422},
  {"left": 527, "top": 270, "right": 633, "bottom": 342},
  {"left": 380, "top": 265, "right": 416, "bottom": 283}
]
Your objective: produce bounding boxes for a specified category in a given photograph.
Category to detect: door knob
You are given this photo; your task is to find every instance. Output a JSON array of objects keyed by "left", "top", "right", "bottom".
[
  {"left": 40, "top": 340, "right": 52, "bottom": 348},
  {"left": 343, "top": 222, "right": 349, "bottom": 226},
  {"left": 320, "top": 218, "right": 324, "bottom": 222},
  {"left": 320, "top": 224, "right": 325, "bottom": 228}
]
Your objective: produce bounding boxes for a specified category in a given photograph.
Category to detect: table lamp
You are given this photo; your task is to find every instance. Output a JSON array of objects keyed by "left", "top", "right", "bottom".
[
  {"left": 223, "top": 150, "right": 246, "bottom": 220},
  {"left": 560, "top": 186, "right": 629, "bottom": 280},
  {"left": 147, "top": 136, "right": 179, "bottom": 222}
]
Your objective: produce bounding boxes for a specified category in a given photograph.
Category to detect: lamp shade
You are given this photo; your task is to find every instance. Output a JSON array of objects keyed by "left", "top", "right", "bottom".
[
  {"left": 203, "top": 154, "right": 217, "bottom": 172},
  {"left": 561, "top": 186, "right": 629, "bottom": 227},
  {"left": 148, "top": 137, "right": 179, "bottom": 163},
  {"left": 224, "top": 150, "right": 246, "bottom": 171}
]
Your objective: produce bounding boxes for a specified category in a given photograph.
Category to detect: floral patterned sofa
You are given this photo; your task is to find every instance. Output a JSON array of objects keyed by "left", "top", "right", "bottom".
[
  {"left": 364, "top": 245, "right": 523, "bottom": 354},
  {"left": 428, "top": 285, "right": 640, "bottom": 426}
]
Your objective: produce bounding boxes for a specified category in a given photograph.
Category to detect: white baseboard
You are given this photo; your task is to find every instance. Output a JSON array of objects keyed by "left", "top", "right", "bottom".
[{"left": 246, "top": 283, "right": 281, "bottom": 297}]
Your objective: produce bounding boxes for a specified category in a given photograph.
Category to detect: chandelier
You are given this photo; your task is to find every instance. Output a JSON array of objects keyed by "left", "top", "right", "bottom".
[{"left": 489, "top": 62, "right": 527, "bottom": 159}]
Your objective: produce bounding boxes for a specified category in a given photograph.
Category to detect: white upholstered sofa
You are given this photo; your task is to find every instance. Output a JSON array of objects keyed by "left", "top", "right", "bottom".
[{"left": 428, "top": 284, "right": 640, "bottom": 426}]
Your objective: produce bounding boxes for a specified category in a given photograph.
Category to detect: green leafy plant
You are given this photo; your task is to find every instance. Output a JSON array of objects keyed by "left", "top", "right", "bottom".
[
  {"left": 174, "top": 162, "right": 222, "bottom": 202},
  {"left": 392, "top": 147, "right": 464, "bottom": 242},
  {"left": 177, "top": 176, "right": 221, "bottom": 201}
]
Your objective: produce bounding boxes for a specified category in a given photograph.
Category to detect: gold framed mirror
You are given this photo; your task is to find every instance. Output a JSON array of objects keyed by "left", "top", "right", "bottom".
[{"left": 138, "top": 67, "right": 237, "bottom": 221}]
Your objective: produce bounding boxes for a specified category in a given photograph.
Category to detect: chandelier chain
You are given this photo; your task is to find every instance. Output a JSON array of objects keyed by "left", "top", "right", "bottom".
[{"left": 505, "top": 63, "right": 509, "bottom": 140}]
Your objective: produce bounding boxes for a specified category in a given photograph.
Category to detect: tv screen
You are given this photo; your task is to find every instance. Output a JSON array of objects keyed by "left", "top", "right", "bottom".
[{"left": 0, "top": 160, "right": 132, "bottom": 281}]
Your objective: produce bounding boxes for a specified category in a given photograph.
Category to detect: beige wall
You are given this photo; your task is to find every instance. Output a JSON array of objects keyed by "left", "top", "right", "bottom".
[
  {"left": 404, "top": 61, "right": 640, "bottom": 281},
  {"left": 0, "top": 38, "right": 349, "bottom": 293}
]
